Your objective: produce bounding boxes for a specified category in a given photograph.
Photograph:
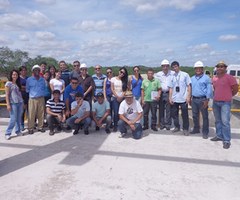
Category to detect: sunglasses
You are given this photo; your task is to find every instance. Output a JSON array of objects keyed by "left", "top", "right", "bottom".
[
  {"left": 95, "top": 68, "right": 101, "bottom": 70},
  {"left": 107, "top": 71, "right": 112, "bottom": 74},
  {"left": 120, "top": 71, "right": 125, "bottom": 75}
]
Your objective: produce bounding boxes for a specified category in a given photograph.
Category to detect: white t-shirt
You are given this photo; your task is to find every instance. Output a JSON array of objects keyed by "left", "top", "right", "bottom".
[
  {"left": 119, "top": 99, "right": 143, "bottom": 123},
  {"left": 50, "top": 78, "right": 65, "bottom": 100},
  {"left": 111, "top": 77, "right": 123, "bottom": 97}
]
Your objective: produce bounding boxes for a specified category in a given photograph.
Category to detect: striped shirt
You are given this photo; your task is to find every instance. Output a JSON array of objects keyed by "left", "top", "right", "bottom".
[
  {"left": 46, "top": 99, "right": 65, "bottom": 114},
  {"left": 92, "top": 74, "right": 107, "bottom": 96}
]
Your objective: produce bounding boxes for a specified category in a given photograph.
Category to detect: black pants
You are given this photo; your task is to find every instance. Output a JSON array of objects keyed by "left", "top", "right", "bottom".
[
  {"left": 170, "top": 102, "right": 189, "bottom": 130},
  {"left": 159, "top": 93, "right": 171, "bottom": 128},
  {"left": 46, "top": 114, "right": 61, "bottom": 131},
  {"left": 143, "top": 101, "right": 158, "bottom": 128}
]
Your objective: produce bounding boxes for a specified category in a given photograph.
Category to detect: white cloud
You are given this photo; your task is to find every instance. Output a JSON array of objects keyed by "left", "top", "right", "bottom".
[
  {"left": 188, "top": 43, "right": 210, "bottom": 51},
  {"left": 219, "top": 34, "right": 239, "bottom": 41},
  {"left": 0, "top": 10, "right": 53, "bottom": 30},
  {"left": 35, "top": 0, "right": 56, "bottom": 5},
  {"left": 73, "top": 20, "right": 123, "bottom": 32},
  {"left": 0, "top": 0, "right": 10, "bottom": 10},
  {"left": 19, "top": 34, "right": 30, "bottom": 41},
  {"left": 120, "top": 0, "right": 207, "bottom": 12},
  {"left": 0, "top": 35, "right": 12, "bottom": 45},
  {"left": 35, "top": 31, "right": 55, "bottom": 40}
]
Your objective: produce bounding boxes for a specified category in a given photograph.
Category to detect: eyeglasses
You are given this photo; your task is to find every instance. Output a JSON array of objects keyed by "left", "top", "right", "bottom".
[
  {"left": 72, "top": 82, "right": 78, "bottom": 85},
  {"left": 95, "top": 68, "right": 101, "bottom": 70},
  {"left": 107, "top": 71, "right": 112, "bottom": 74},
  {"left": 120, "top": 71, "right": 125, "bottom": 75}
]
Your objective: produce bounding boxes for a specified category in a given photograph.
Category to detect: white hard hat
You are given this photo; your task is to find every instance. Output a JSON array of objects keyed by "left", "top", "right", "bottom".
[
  {"left": 80, "top": 63, "right": 88, "bottom": 68},
  {"left": 161, "top": 59, "right": 170, "bottom": 65},
  {"left": 194, "top": 61, "right": 204, "bottom": 68},
  {"left": 32, "top": 64, "right": 41, "bottom": 71}
]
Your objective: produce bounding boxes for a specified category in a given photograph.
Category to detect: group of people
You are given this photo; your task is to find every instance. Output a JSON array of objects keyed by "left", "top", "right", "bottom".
[{"left": 4, "top": 59, "right": 238, "bottom": 149}]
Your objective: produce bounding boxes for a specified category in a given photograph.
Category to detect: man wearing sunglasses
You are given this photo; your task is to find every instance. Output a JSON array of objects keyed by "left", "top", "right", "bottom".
[{"left": 69, "top": 60, "right": 81, "bottom": 81}]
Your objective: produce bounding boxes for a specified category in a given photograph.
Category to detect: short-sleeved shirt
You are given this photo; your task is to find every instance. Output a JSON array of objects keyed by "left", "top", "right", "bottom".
[
  {"left": 26, "top": 76, "right": 46, "bottom": 98},
  {"left": 71, "top": 100, "right": 90, "bottom": 118},
  {"left": 119, "top": 99, "right": 143, "bottom": 123},
  {"left": 168, "top": 71, "right": 191, "bottom": 103},
  {"left": 46, "top": 99, "right": 65, "bottom": 114},
  {"left": 64, "top": 84, "right": 84, "bottom": 105},
  {"left": 141, "top": 78, "right": 161, "bottom": 102},
  {"left": 154, "top": 70, "right": 174, "bottom": 92},
  {"left": 5, "top": 81, "right": 23, "bottom": 104},
  {"left": 50, "top": 78, "right": 65, "bottom": 100},
  {"left": 92, "top": 100, "right": 110, "bottom": 118},
  {"left": 212, "top": 74, "right": 238, "bottom": 101},
  {"left": 111, "top": 77, "right": 123, "bottom": 97},
  {"left": 92, "top": 74, "right": 107, "bottom": 96}
]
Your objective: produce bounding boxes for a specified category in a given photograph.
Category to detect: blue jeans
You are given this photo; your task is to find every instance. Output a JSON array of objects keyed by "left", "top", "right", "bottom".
[
  {"left": 191, "top": 97, "right": 209, "bottom": 135},
  {"left": 118, "top": 120, "right": 143, "bottom": 139},
  {"left": 66, "top": 116, "right": 91, "bottom": 131},
  {"left": 112, "top": 97, "right": 121, "bottom": 128},
  {"left": 213, "top": 101, "right": 231, "bottom": 142},
  {"left": 6, "top": 102, "right": 23, "bottom": 135}
]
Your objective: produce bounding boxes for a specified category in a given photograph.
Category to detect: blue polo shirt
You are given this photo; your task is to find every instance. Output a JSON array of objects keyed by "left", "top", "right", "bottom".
[
  {"left": 26, "top": 76, "right": 46, "bottom": 98},
  {"left": 191, "top": 74, "right": 212, "bottom": 99}
]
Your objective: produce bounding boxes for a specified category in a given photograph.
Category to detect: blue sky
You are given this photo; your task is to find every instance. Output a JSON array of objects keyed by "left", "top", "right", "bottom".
[{"left": 0, "top": 0, "right": 239, "bottom": 67}]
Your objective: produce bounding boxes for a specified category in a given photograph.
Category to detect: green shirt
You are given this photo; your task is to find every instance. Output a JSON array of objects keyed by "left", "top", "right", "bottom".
[{"left": 141, "top": 78, "right": 161, "bottom": 102}]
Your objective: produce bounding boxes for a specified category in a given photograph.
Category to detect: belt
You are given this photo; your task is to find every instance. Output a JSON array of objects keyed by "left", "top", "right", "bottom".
[{"left": 192, "top": 96, "right": 206, "bottom": 99}]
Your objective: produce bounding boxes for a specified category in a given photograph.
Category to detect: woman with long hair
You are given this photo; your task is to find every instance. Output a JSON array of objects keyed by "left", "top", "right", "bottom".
[
  {"left": 128, "top": 66, "right": 143, "bottom": 102},
  {"left": 5, "top": 69, "right": 23, "bottom": 140},
  {"left": 111, "top": 67, "right": 128, "bottom": 132},
  {"left": 48, "top": 65, "right": 56, "bottom": 80}
]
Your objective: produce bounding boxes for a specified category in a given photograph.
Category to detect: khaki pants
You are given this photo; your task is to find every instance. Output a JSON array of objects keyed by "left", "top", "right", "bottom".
[{"left": 28, "top": 97, "right": 45, "bottom": 130}]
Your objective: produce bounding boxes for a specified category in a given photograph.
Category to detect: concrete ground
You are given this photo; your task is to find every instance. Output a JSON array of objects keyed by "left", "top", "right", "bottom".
[{"left": 0, "top": 115, "right": 240, "bottom": 200}]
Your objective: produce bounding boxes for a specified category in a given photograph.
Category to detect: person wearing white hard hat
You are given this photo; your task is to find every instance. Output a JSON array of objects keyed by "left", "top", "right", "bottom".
[
  {"left": 190, "top": 61, "right": 213, "bottom": 139},
  {"left": 155, "top": 59, "right": 174, "bottom": 130},
  {"left": 26, "top": 64, "right": 46, "bottom": 134},
  {"left": 79, "top": 63, "right": 95, "bottom": 110}
]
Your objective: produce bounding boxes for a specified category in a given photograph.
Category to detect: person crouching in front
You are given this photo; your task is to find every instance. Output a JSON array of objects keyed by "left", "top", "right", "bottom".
[
  {"left": 66, "top": 92, "right": 91, "bottom": 135},
  {"left": 118, "top": 91, "right": 143, "bottom": 139},
  {"left": 46, "top": 90, "right": 66, "bottom": 136}
]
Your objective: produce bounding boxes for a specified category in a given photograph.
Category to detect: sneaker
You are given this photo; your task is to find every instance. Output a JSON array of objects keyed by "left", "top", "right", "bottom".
[
  {"left": 5, "top": 135, "right": 11, "bottom": 140},
  {"left": 210, "top": 136, "right": 223, "bottom": 141},
  {"left": 73, "top": 129, "right": 79, "bottom": 135},
  {"left": 38, "top": 128, "right": 45, "bottom": 133},
  {"left": 190, "top": 130, "right": 200, "bottom": 134},
  {"left": 84, "top": 130, "right": 89, "bottom": 135},
  {"left": 96, "top": 126, "right": 100, "bottom": 131},
  {"left": 151, "top": 126, "right": 158, "bottom": 131},
  {"left": 119, "top": 132, "right": 126, "bottom": 138},
  {"left": 202, "top": 135, "right": 208, "bottom": 139},
  {"left": 143, "top": 126, "right": 149, "bottom": 130},
  {"left": 105, "top": 128, "right": 111, "bottom": 134},
  {"left": 28, "top": 129, "right": 34, "bottom": 135},
  {"left": 49, "top": 130, "right": 54, "bottom": 136},
  {"left": 113, "top": 127, "right": 118, "bottom": 132},
  {"left": 172, "top": 127, "right": 180, "bottom": 133},
  {"left": 223, "top": 142, "right": 231, "bottom": 149},
  {"left": 183, "top": 130, "right": 189, "bottom": 136}
]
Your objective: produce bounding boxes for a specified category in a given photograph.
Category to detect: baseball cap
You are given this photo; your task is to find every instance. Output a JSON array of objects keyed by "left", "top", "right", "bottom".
[
  {"left": 125, "top": 91, "right": 133, "bottom": 97},
  {"left": 96, "top": 92, "right": 104, "bottom": 98}
]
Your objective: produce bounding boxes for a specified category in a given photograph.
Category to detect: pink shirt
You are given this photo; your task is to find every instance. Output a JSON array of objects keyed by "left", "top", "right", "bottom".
[{"left": 212, "top": 74, "right": 237, "bottom": 101}]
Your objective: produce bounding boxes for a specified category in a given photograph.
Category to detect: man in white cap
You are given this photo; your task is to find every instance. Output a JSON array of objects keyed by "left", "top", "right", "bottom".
[
  {"left": 155, "top": 59, "right": 174, "bottom": 130},
  {"left": 26, "top": 65, "right": 46, "bottom": 134},
  {"left": 190, "top": 61, "right": 212, "bottom": 139},
  {"left": 79, "top": 63, "right": 95, "bottom": 110},
  {"left": 118, "top": 91, "right": 143, "bottom": 139}
]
